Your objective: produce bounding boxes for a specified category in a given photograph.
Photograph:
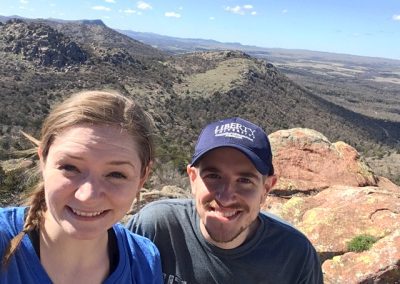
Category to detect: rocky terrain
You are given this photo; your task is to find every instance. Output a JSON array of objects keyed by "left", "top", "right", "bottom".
[
  {"left": 0, "top": 16, "right": 399, "bottom": 283},
  {"left": 264, "top": 128, "right": 400, "bottom": 283},
  {"left": 129, "top": 128, "right": 400, "bottom": 283}
]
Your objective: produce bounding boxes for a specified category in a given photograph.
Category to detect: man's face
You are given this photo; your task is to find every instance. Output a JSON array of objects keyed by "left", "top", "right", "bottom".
[{"left": 187, "top": 147, "right": 276, "bottom": 249}]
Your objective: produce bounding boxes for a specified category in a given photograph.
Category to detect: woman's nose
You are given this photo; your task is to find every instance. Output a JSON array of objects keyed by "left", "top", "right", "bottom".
[{"left": 75, "top": 176, "right": 103, "bottom": 202}]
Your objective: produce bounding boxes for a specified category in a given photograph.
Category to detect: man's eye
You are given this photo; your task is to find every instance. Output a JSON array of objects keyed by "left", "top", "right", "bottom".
[
  {"left": 238, "top": 177, "right": 252, "bottom": 184},
  {"left": 107, "top": 172, "right": 127, "bottom": 179},
  {"left": 204, "top": 173, "right": 220, "bottom": 179},
  {"left": 59, "top": 164, "right": 79, "bottom": 172}
]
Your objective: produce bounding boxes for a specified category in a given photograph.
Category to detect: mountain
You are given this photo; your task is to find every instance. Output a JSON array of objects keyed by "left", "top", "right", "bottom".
[
  {"left": 0, "top": 16, "right": 399, "bottom": 186},
  {"left": 119, "top": 28, "right": 400, "bottom": 124},
  {"left": 1, "top": 17, "right": 399, "bottom": 283}
]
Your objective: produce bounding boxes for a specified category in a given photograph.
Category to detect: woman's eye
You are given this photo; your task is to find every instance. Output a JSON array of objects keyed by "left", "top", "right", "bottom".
[
  {"left": 107, "top": 172, "right": 127, "bottom": 179},
  {"left": 59, "top": 164, "right": 79, "bottom": 173}
]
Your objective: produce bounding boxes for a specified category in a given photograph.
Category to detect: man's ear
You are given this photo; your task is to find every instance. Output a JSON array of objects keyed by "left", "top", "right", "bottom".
[
  {"left": 261, "top": 175, "right": 277, "bottom": 203},
  {"left": 187, "top": 165, "right": 197, "bottom": 194}
]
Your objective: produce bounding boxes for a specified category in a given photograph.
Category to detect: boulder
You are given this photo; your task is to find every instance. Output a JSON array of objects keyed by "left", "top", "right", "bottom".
[
  {"left": 323, "top": 229, "right": 400, "bottom": 283},
  {"left": 263, "top": 128, "right": 400, "bottom": 283},
  {"left": 269, "top": 128, "right": 377, "bottom": 192},
  {"left": 276, "top": 185, "right": 400, "bottom": 257}
]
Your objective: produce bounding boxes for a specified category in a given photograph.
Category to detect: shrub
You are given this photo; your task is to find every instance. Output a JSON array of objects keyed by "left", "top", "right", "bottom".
[{"left": 347, "top": 234, "right": 378, "bottom": 252}]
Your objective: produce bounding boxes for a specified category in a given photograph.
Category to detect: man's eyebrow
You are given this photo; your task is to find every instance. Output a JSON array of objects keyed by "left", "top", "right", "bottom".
[
  {"left": 237, "top": 172, "right": 259, "bottom": 179},
  {"left": 199, "top": 166, "right": 220, "bottom": 173}
]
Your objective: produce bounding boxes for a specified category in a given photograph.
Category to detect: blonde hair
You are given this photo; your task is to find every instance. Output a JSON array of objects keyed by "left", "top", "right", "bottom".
[{"left": 2, "top": 90, "right": 154, "bottom": 267}]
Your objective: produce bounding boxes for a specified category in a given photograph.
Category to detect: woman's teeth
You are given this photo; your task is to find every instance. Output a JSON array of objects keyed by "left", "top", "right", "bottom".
[{"left": 72, "top": 208, "right": 104, "bottom": 217}]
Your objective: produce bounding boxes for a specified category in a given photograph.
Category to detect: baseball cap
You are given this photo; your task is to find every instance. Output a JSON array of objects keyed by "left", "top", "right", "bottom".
[{"left": 190, "top": 117, "right": 274, "bottom": 175}]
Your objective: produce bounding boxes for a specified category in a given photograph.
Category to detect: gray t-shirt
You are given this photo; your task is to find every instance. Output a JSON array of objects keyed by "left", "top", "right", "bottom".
[{"left": 127, "top": 199, "right": 323, "bottom": 284}]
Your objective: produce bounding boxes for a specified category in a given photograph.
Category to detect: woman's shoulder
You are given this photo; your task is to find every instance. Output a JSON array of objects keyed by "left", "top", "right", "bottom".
[
  {"left": 0, "top": 206, "right": 26, "bottom": 228},
  {"left": 0, "top": 207, "right": 26, "bottom": 249},
  {"left": 113, "top": 223, "right": 159, "bottom": 254}
]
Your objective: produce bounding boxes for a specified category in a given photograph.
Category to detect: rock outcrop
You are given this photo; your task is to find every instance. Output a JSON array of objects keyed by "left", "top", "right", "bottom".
[
  {"left": 269, "top": 128, "right": 378, "bottom": 192},
  {"left": 263, "top": 128, "right": 400, "bottom": 283},
  {"left": 322, "top": 229, "right": 400, "bottom": 283},
  {"left": 0, "top": 19, "right": 87, "bottom": 67}
]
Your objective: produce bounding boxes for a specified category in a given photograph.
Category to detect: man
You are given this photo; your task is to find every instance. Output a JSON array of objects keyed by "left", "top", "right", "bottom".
[{"left": 127, "top": 117, "right": 323, "bottom": 284}]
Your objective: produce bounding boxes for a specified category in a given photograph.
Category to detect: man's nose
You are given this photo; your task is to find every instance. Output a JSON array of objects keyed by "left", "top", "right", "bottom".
[{"left": 215, "top": 182, "right": 236, "bottom": 204}]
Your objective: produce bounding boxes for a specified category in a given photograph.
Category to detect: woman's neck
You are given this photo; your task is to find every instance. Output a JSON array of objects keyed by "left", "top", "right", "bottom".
[{"left": 39, "top": 224, "right": 110, "bottom": 284}]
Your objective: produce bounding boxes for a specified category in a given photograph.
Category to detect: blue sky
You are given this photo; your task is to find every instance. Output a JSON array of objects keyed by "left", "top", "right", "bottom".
[{"left": 2, "top": 0, "right": 400, "bottom": 60}]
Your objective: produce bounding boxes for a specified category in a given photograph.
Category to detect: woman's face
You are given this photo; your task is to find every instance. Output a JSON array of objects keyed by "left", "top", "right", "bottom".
[{"left": 40, "top": 124, "right": 148, "bottom": 240}]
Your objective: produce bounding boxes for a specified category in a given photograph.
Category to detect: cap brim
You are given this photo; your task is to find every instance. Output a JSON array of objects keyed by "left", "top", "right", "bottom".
[{"left": 191, "top": 144, "right": 269, "bottom": 175}]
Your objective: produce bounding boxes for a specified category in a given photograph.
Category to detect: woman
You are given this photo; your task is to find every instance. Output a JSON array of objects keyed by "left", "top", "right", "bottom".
[{"left": 0, "top": 91, "right": 162, "bottom": 283}]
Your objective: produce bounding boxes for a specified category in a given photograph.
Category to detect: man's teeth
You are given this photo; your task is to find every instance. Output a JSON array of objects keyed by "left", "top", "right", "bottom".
[
  {"left": 72, "top": 208, "right": 104, "bottom": 217},
  {"left": 212, "top": 210, "right": 237, "bottom": 217}
]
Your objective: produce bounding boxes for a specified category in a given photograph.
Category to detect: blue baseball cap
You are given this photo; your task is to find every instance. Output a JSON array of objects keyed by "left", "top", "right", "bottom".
[{"left": 190, "top": 117, "right": 274, "bottom": 175}]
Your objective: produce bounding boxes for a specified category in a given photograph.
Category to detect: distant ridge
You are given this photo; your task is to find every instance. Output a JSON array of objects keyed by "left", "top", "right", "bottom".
[{"left": 118, "top": 29, "right": 400, "bottom": 64}]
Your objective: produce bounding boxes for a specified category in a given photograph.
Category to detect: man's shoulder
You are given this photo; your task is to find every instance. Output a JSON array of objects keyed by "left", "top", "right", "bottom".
[
  {"left": 260, "top": 212, "right": 313, "bottom": 246},
  {"left": 139, "top": 198, "right": 194, "bottom": 215},
  {"left": 126, "top": 198, "right": 194, "bottom": 231}
]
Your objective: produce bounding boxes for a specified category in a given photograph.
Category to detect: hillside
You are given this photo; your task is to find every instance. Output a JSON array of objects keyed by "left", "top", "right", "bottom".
[
  {"left": 118, "top": 27, "right": 400, "bottom": 183},
  {"left": 0, "top": 17, "right": 399, "bottom": 188}
]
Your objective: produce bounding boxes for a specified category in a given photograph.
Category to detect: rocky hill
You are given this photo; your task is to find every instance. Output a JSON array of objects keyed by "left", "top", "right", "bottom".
[
  {"left": 0, "top": 17, "right": 399, "bottom": 185},
  {"left": 0, "top": 17, "right": 399, "bottom": 283},
  {"left": 0, "top": 19, "right": 87, "bottom": 67}
]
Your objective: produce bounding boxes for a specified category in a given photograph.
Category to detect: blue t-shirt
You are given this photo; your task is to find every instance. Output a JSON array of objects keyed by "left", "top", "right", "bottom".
[{"left": 0, "top": 207, "right": 163, "bottom": 284}]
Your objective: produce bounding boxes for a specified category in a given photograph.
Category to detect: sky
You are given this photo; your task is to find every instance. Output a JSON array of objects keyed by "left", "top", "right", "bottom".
[{"left": 1, "top": 0, "right": 400, "bottom": 60}]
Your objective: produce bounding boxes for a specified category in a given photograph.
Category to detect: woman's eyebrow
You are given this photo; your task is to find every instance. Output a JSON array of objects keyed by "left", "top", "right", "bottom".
[{"left": 107, "top": 160, "right": 136, "bottom": 169}]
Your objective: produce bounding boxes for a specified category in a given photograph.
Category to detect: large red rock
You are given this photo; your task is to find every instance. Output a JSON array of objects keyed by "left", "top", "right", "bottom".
[
  {"left": 275, "top": 185, "right": 400, "bottom": 254},
  {"left": 322, "top": 229, "right": 400, "bottom": 283},
  {"left": 262, "top": 128, "right": 400, "bottom": 283},
  {"left": 268, "top": 128, "right": 378, "bottom": 191}
]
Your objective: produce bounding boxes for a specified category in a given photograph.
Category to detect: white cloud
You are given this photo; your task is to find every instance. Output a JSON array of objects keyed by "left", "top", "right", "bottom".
[
  {"left": 225, "top": 5, "right": 256, "bottom": 15},
  {"left": 226, "top": 5, "right": 243, "bottom": 15},
  {"left": 209, "top": 16, "right": 215, "bottom": 20},
  {"left": 137, "top": 1, "right": 152, "bottom": 10},
  {"left": 165, "top": 12, "right": 181, "bottom": 18},
  {"left": 178, "top": 6, "right": 183, "bottom": 10},
  {"left": 393, "top": 14, "right": 400, "bottom": 21},
  {"left": 282, "top": 9, "right": 288, "bottom": 14},
  {"left": 20, "top": 0, "right": 28, "bottom": 4},
  {"left": 92, "top": 6, "right": 111, "bottom": 11},
  {"left": 104, "top": 0, "right": 116, "bottom": 3},
  {"left": 123, "top": 9, "right": 137, "bottom": 14}
]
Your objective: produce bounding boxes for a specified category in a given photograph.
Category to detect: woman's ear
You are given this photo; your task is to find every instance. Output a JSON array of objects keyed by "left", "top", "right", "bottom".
[
  {"left": 38, "top": 147, "right": 45, "bottom": 170},
  {"left": 139, "top": 161, "right": 153, "bottom": 188}
]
